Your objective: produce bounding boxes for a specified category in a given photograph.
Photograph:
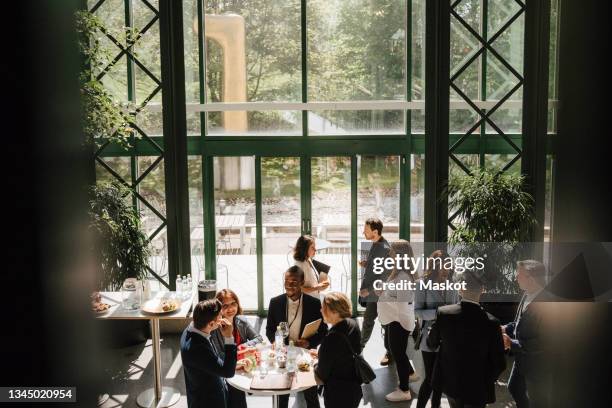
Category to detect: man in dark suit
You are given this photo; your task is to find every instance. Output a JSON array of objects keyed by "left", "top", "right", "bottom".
[
  {"left": 503, "top": 260, "right": 549, "bottom": 408},
  {"left": 180, "top": 299, "right": 237, "bottom": 408},
  {"left": 267, "top": 265, "right": 328, "bottom": 408},
  {"left": 427, "top": 270, "right": 506, "bottom": 408},
  {"left": 358, "top": 217, "right": 393, "bottom": 365}
]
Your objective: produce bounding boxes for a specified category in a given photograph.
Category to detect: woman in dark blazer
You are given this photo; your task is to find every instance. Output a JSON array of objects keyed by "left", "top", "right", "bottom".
[
  {"left": 313, "top": 292, "right": 362, "bottom": 408},
  {"left": 211, "top": 289, "right": 263, "bottom": 408}
]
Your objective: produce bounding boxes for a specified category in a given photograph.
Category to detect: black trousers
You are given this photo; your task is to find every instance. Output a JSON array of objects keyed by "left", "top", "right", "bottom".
[
  {"left": 416, "top": 350, "right": 442, "bottom": 408},
  {"left": 447, "top": 397, "right": 485, "bottom": 408},
  {"left": 508, "top": 361, "right": 550, "bottom": 408},
  {"left": 387, "top": 321, "right": 414, "bottom": 392},
  {"left": 278, "top": 386, "right": 320, "bottom": 408}
]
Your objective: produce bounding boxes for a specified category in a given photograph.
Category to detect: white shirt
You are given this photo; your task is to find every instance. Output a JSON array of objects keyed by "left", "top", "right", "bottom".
[
  {"left": 377, "top": 271, "right": 416, "bottom": 331},
  {"left": 188, "top": 322, "right": 234, "bottom": 346},
  {"left": 295, "top": 259, "right": 321, "bottom": 300},
  {"left": 287, "top": 294, "right": 303, "bottom": 341}
]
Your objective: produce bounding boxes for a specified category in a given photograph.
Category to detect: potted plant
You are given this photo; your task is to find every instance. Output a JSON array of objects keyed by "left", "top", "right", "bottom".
[
  {"left": 90, "top": 181, "right": 151, "bottom": 346},
  {"left": 446, "top": 169, "right": 537, "bottom": 322}
]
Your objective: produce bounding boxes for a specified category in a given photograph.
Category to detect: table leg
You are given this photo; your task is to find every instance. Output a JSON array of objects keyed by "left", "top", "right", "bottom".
[
  {"left": 272, "top": 395, "right": 280, "bottom": 408},
  {"left": 136, "top": 319, "right": 181, "bottom": 408},
  {"left": 240, "top": 226, "right": 245, "bottom": 254}
]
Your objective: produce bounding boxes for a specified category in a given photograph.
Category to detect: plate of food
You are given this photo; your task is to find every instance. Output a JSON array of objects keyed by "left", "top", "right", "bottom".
[
  {"left": 91, "top": 292, "right": 112, "bottom": 314},
  {"left": 92, "top": 302, "right": 112, "bottom": 314},
  {"left": 141, "top": 298, "right": 181, "bottom": 314},
  {"left": 297, "top": 356, "right": 311, "bottom": 372}
]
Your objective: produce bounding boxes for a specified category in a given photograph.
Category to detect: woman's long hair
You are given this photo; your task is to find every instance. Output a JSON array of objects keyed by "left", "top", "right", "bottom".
[
  {"left": 388, "top": 239, "right": 416, "bottom": 282},
  {"left": 215, "top": 288, "right": 243, "bottom": 316},
  {"left": 293, "top": 235, "right": 315, "bottom": 262},
  {"left": 422, "top": 249, "right": 454, "bottom": 282}
]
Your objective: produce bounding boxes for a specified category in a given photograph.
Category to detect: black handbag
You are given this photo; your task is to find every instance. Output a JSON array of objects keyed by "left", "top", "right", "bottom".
[
  {"left": 412, "top": 318, "right": 422, "bottom": 350},
  {"left": 337, "top": 331, "right": 376, "bottom": 384}
]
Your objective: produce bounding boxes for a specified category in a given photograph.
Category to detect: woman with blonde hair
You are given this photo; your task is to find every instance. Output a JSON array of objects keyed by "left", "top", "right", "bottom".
[
  {"left": 377, "top": 240, "right": 419, "bottom": 402},
  {"left": 312, "top": 292, "right": 362, "bottom": 408}
]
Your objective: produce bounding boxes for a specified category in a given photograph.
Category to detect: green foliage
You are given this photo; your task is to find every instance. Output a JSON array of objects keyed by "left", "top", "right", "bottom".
[
  {"left": 448, "top": 169, "right": 535, "bottom": 243},
  {"left": 89, "top": 182, "right": 151, "bottom": 291},
  {"left": 75, "top": 10, "right": 136, "bottom": 149},
  {"left": 447, "top": 169, "right": 536, "bottom": 293}
]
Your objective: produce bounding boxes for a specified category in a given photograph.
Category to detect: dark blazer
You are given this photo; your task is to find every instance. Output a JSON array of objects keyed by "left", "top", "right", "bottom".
[
  {"left": 180, "top": 326, "right": 237, "bottom": 408},
  {"left": 211, "top": 315, "right": 263, "bottom": 360},
  {"left": 504, "top": 295, "right": 545, "bottom": 378},
  {"left": 360, "top": 237, "right": 391, "bottom": 300},
  {"left": 427, "top": 301, "right": 506, "bottom": 405},
  {"left": 266, "top": 293, "right": 327, "bottom": 348},
  {"left": 315, "top": 318, "right": 363, "bottom": 407}
]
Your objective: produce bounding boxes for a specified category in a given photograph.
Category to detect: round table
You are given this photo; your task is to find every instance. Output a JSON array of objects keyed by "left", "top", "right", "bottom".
[{"left": 227, "top": 350, "right": 317, "bottom": 408}]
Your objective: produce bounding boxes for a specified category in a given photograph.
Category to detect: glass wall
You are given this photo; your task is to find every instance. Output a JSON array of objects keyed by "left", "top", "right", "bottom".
[{"left": 89, "top": 0, "right": 556, "bottom": 313}]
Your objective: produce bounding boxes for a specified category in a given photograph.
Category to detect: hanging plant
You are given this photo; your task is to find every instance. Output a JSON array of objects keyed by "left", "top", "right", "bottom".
[
  {"left": 89, "top": 181, "right": 150, "bottom": 291},
  {"left": 75, "top": 10, "right": 140, "bottom": 150}
]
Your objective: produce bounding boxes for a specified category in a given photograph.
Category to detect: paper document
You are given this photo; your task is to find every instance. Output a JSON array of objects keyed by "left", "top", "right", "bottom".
[{"left": 301, "top": 318, "right": 322, "bottom": 339}]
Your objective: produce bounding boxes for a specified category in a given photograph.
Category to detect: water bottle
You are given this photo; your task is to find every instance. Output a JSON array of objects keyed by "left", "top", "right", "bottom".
[
  {"left": 186, "top": 274, "right": 193, "bottom": 300},
  {"left": 183, "top": 275, "right": 190, "bottom": 300},
  {"left": 275, "top": 325, "right": 284, "bottom": 353},
  {"left": 287, "top": 340, "right": 297, "bottom": 373},
  {"left": 176, "top": 276, "right": 183, "bottom": 297}
]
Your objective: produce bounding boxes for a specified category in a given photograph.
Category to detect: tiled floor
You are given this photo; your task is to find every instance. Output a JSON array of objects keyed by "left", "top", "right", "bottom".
[{"left": 99, "top": 317, "right": 515, "bottom": 408}]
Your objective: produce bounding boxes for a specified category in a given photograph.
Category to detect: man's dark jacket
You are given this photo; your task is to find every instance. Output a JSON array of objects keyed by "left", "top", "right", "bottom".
[
  {"left": 180, "top": 326, "right": 237, "bottom": 408},
  {"left": 427, "top": 301, "right": 506, "bottom": 405}
]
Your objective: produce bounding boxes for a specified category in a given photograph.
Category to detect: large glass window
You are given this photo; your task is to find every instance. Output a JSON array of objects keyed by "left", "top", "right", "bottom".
[
  {"left": 89, "top": 0, "right": 556, "bottom": 312},
  {"left": 262, "top": 157, "right": 301, "bottom": 307}
]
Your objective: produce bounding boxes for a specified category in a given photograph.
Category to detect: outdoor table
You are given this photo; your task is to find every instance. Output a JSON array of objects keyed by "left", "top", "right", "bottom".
[
  {"left": 227, "top": 349, "right": 317, "bottom": 408},
  {"left": 191, "top": 215, "right": 247, "bottom": 254},
  {"left": 96, "top": 291, "right": 194, "bottom": 408}
]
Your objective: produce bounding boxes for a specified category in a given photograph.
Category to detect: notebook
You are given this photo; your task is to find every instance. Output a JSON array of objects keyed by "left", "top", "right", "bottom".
[{"left": 250, "top": 373, "right": 293, "bottom": 390}]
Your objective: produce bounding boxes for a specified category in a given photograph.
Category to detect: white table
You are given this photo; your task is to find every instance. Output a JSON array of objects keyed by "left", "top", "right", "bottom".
[
  {"left": 96, "top": 291, "right": 194, "bottom": 408},
  {"left": 227, "top": 350, "right": 317, "bottom": 408},
  {"left": 191, "top": 215, "right": 247, "bottom": 254}
]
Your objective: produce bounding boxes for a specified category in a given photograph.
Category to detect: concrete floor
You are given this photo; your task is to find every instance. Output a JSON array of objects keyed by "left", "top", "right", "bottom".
[{"left": 99, "top": 317, "right": 516, "bottom": 408}]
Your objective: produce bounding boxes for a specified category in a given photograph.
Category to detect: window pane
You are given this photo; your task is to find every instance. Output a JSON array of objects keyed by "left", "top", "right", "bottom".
[
  {"left": 214, "top": 156, "right": 257, "bottom": 310},
  {"left": 311, "top": 157, "right": 352, "bottom": 299},
  {"left": 189, "top": 156, "right": 205, "bottom": 281},
  {"left": 308, "top": 110, "right": 404, "bottom": 135},
  {"left": 411, "top": 154, "right": 425, "bottom": 241},
  {"left": 358, "top": 156, "right": 400, "bottom": 242},
  {"left": 262, "top": 158, "right": 301, "bottom": 308},
  {"left": 207, "top": 111, "right": 302, "bottom": 136}
]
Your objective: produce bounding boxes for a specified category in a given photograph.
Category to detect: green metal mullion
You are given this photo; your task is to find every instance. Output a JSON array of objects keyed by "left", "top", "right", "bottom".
[
  {"left": 197, "top": 0, "right": 207, "bottom": 134},
  {"left": 159, "top": 0, "right": 191, "bottom": 288},
  {"left": 400, "top": 0, "right": 412, "bottom": 241},
  {"left": 203, "top": 156, "right": 216, "bottom": 279},
  {"left": 480, "top": 0, "right": 488, "bottom": 169},
  {"left": 125, "top": 0, "right": 138, "bottom": 210},
  {"left": 350, "top": 155, "right": 358, "bottom": 316},
  {"left": 300, "top": 156, "right": 311, "bottom": 235},
  {"left": 300, "top": 0, "right": 308, "bottom": 137},
  {"left": 424, "top": 0, "right": 450, "bottom": 243},
  {"left": 521, "top": 0, "right": 551, "bottom": 243},
  {"left": 255, "top": 156, "right": 264, "bottom": 315}
]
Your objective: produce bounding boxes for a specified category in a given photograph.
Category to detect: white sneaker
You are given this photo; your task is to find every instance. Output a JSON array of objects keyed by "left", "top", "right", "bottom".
[
  {"left": 409, "top": 373, "right": 421, "bottom": 382},
  {"left": 385, "top": 389, "right": 412, "bottom": 402}
]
